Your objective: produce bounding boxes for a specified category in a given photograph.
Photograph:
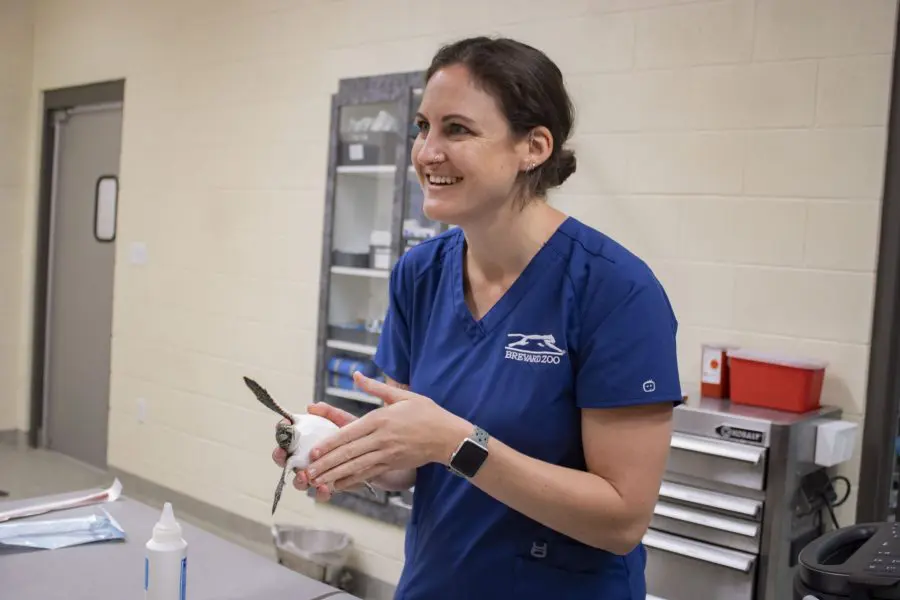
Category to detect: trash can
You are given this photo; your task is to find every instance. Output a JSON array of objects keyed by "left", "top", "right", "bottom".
[{"left": 272, "top": 524, "right": 353, "bottom": 589}]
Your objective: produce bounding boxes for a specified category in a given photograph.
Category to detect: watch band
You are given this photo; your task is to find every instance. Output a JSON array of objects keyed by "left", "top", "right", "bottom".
[{"left": 473, "top": 426, "right": 489, "bottom": 447}]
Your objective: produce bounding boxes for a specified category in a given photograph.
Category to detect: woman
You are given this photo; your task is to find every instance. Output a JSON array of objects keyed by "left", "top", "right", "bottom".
[{"left": 273, "top": 36, "right": 682, "bottom": 599}]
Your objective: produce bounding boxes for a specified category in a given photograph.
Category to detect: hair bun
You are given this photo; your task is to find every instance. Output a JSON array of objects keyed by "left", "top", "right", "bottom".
[
  {"left": 541, "top": 148, "right": 576, "bottom": 189},
  {"left": 555, "top": 148, "right": 576, "bottom": 185}
]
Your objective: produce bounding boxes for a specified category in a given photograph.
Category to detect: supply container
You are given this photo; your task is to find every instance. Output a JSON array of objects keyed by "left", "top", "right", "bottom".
[
  {"left": 328, "top": 321, "right": 380, "bottom": 346},
  {"left": 369, "top": 230, "right": 392, "bottom": 271},
  {"left": 144, "top": 502, "right": 188, "bottom": 600},
  {"left": 726, "top": 350, "right": 827, "bottom": 413},
  {"left": 700, "top": 343, "right": 739, "bottom": 399},
  {"left": 272, "top": 524, "right": 353, "bottom": 589}
]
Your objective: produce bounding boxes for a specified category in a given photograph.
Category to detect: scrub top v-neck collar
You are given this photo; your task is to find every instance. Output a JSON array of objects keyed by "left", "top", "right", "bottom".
[{"left": 451, "top": 216, "right": 572, "bottom": 341}]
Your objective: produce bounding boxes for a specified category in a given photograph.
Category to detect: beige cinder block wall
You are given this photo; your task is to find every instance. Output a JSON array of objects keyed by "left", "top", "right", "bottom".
[
  {"left": 2, "top": 0, "right": 896, "bottom": 584},
  {"left": 0, "top": 0, "right": 34, "bottom": 432}
]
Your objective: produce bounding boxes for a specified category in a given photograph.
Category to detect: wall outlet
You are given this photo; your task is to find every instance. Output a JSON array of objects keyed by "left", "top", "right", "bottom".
[
  {"left": 129, "top": 242, "right": 148, "bottom": 265},
  {"left": 137, "top": 398, "right": 146, "bottom": 423}
]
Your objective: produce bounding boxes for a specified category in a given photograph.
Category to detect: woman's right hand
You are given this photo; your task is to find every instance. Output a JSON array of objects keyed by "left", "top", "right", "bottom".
[{"left": 272, "top": 402, "right": 358, "bottom": 502}]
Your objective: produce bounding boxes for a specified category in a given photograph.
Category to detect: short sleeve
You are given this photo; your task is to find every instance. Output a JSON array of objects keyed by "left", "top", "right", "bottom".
[
  {"left": 575, "top": 273, "right": 682, "bottom": 408},
  {"left": 373, "top": 256, "right": 412, "bottom": 385}
]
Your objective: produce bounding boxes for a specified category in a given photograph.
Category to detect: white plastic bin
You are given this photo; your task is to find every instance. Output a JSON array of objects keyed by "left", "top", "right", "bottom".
[{"left": 272, "top": 524, "right": 353, "bottom": 588}]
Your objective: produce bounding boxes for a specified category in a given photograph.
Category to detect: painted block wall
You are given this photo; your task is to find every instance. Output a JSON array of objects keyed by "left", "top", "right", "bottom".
[{"left": 0, "top": 0, "right": 895, "bottom": 584}]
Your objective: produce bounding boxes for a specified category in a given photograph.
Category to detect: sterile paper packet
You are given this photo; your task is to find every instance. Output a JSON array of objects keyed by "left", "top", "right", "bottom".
[
  {"left": 0, "top": 508, "right": 126, "bottom": 550},
  {"left": 0, "top": 478, "right": 122, "bottom": 523}
]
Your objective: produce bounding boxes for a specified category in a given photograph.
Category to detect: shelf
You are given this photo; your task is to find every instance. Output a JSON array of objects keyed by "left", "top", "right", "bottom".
[
  {"left": 326, "top": 339, "right": 377, "bottom": 355},
  {"left": 326, "top": 387, "right": 381, "bottom": 405},
  {"left": 335, "top": 164, "right": 416, "bottom": 175},
  {"left": 314, "top": 71, "right": 436, "bottom": 528},
  {"left": 331, "top": 266, "right": 390, "bottom": 279},
  {"left": 336, "top": 164, "right": 395, "bottom": 175}
]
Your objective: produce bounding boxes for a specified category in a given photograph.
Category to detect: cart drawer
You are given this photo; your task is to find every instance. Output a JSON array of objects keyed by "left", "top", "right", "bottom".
[
  {"left": 658, "top": 480, "right": 763, "bottom": 520},
  {"left": 667, "top": 432, "right": 767, "bottom": 491},
  {"left": 644, "top": 529, "right": 756, "bottom": 600},
  {"left": 651, "top": 500, "right": 761, "bottom": 554}
]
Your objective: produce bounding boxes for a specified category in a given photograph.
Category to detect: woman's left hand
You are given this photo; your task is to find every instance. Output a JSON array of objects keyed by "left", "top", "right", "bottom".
[{"left": 305, "top": 372, "right": 470, "bottom": 493}]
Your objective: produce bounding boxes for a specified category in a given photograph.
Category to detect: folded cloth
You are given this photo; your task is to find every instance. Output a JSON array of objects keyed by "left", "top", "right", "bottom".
[
  {"left": 328, "top": 373, "right": 359, "bottom": 391},
  {"left": 327, "top": 357, "right": 376, "bottom": 378}
]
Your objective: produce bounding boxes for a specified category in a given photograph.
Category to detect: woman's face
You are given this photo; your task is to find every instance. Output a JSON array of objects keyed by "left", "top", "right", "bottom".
[{"left": 411, "top": 64, "right": 530, "bottom": 225}]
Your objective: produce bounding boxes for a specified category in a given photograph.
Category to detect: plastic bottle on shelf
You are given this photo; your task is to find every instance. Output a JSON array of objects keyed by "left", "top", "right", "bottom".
[{"left": 145, "top": 502, "right": 188, "bottom": 600}]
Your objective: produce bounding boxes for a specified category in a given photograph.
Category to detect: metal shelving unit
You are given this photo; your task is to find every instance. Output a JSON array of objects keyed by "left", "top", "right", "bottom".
[{"left": 310, "top": 71, "right": 444, "bottom": 523}]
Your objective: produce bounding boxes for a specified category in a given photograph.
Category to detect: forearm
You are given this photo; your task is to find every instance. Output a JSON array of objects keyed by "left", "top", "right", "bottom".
[{"left": 436, "top": 420, "right": 648, "bottom": 554}]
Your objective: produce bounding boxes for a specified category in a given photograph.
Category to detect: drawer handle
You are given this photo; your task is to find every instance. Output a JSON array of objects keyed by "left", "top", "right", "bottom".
[
  {"left": 654, "top": 501, "right": 760, "bottom": 537},
  {"left": 670, "top": 432, "right": 765, "bottom": 464},
  {"left": 658, "top": 481, "right": 762, "bottom": 518},
  {"left": 643, "top": 529, "right": 756, "bottom": 573}
]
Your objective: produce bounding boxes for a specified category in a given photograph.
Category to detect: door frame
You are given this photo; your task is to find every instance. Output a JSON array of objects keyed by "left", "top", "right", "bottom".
[
  {"left": 28, "top": 79, "right": 125, "bottom": 449},
  {"left": 857, "top": 8, "right": 900, "bottom": 523}
]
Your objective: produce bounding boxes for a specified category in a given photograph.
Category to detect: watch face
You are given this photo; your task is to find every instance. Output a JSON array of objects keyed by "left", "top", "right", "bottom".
[{"left": 452, "top": 439, "right": 488, "bottom": 477}]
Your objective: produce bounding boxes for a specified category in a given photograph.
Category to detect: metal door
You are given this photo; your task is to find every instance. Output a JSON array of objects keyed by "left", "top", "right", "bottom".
[{"left": 44, "top": 103, "right": 122, "bottom": 469}]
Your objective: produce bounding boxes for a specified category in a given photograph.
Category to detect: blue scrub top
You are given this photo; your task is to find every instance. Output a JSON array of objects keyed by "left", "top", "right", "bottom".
[{"left": 374, "top": 216, "right": 681, "bottom": 600}]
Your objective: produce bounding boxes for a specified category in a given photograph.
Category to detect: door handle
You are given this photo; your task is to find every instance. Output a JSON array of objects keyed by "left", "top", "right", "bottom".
[{"left": 94, "top": 175, "right": 118, "bottom": 242}]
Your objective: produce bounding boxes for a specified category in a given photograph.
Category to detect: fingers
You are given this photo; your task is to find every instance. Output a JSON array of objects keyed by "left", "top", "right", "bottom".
[
  {"left": 314, "top": 484, "right": 333, "bottom": 503},
  {"left": 334, "top": 464, "right": 389, "bottom": 492},
  {"left": 307, "top": 402, "right": 357, "bottom": 427},
  {"left": 291, "top": 470, "right": 334, "bottom": 503},
  {"left": 273, "top": 447, "right": 287, "bottom": 467},
  {"left": 352, "top": 372, "right": 408, "bottom": 405},
  {"left": 308, "top": 431, "right": 382, "bottom": 481},
  {"left": 309, "top": 412, "right": 379, "bottom": 460},
  {"left": 292, "top": 469, "right": 308, "bottom": 490},
  {"left": 308, "top": 440, "right": 385, "bottom": 488}
]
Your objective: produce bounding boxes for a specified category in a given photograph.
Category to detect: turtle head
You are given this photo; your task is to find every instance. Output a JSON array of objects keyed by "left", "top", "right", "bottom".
[{"left": 275, "top": 422, "right": 294, "bottom": 451}]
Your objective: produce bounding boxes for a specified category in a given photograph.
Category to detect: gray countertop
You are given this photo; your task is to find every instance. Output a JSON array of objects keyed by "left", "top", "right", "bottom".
[{"left": 0, "top": 486, "right": 360, "bottom": 600}]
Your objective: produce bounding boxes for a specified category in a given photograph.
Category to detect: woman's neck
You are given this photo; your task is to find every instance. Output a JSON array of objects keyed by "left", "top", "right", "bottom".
[{"left": 461, "top": 200, "right": 568, "bottom": 284}]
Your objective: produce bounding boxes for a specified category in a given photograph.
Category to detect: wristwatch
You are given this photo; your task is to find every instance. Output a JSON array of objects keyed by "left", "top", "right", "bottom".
[{"left": 448, "top": 426, "right": 490, "bottom": 479}]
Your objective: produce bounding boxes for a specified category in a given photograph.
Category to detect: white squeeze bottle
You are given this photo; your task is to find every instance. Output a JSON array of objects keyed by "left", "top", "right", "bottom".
[{"left": 145, "top": 502, "right": 188, "bottom": 600}]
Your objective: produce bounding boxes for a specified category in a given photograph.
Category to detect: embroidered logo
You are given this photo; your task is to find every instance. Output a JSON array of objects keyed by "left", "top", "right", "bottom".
[
  {"left": 504, "top": 333, "right": 566, "bottom": 365},
  {"left": 530, "top": 542, "right": 548, "bottom": 558}
]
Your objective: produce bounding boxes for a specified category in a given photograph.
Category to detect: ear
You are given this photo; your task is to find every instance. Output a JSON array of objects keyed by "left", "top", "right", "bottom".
[{"left": 522, "top": 126, "right": 553, "bottom": 172}]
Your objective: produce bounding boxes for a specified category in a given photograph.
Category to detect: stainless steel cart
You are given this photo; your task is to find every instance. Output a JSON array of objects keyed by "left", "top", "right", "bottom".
[{"left": 644, "top": 392, "right": 845, "bottom": 600}]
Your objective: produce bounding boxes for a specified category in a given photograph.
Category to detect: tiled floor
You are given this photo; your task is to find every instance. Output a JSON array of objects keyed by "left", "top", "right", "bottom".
[{"left": 0, "top": 439, "right": 274, "bottom": 559}]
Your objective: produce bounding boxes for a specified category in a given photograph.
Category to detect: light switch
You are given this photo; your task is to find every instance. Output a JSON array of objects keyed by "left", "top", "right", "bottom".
[{"left": 129, "top": 242, "right": 148, "bottom": 265}]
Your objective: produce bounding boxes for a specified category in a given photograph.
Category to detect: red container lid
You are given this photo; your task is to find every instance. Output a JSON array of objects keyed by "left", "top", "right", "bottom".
[{"left": 726, "top": 349, "right": 828, "bottom": 370}]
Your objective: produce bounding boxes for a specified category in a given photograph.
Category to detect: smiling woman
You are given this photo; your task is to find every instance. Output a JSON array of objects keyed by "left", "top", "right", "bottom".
[
  {"left": 410, "top": 38, "right": 577, "bottom": 225},
  {"left": 273, "top": 36, "right": 682, "bottom": 600}
]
